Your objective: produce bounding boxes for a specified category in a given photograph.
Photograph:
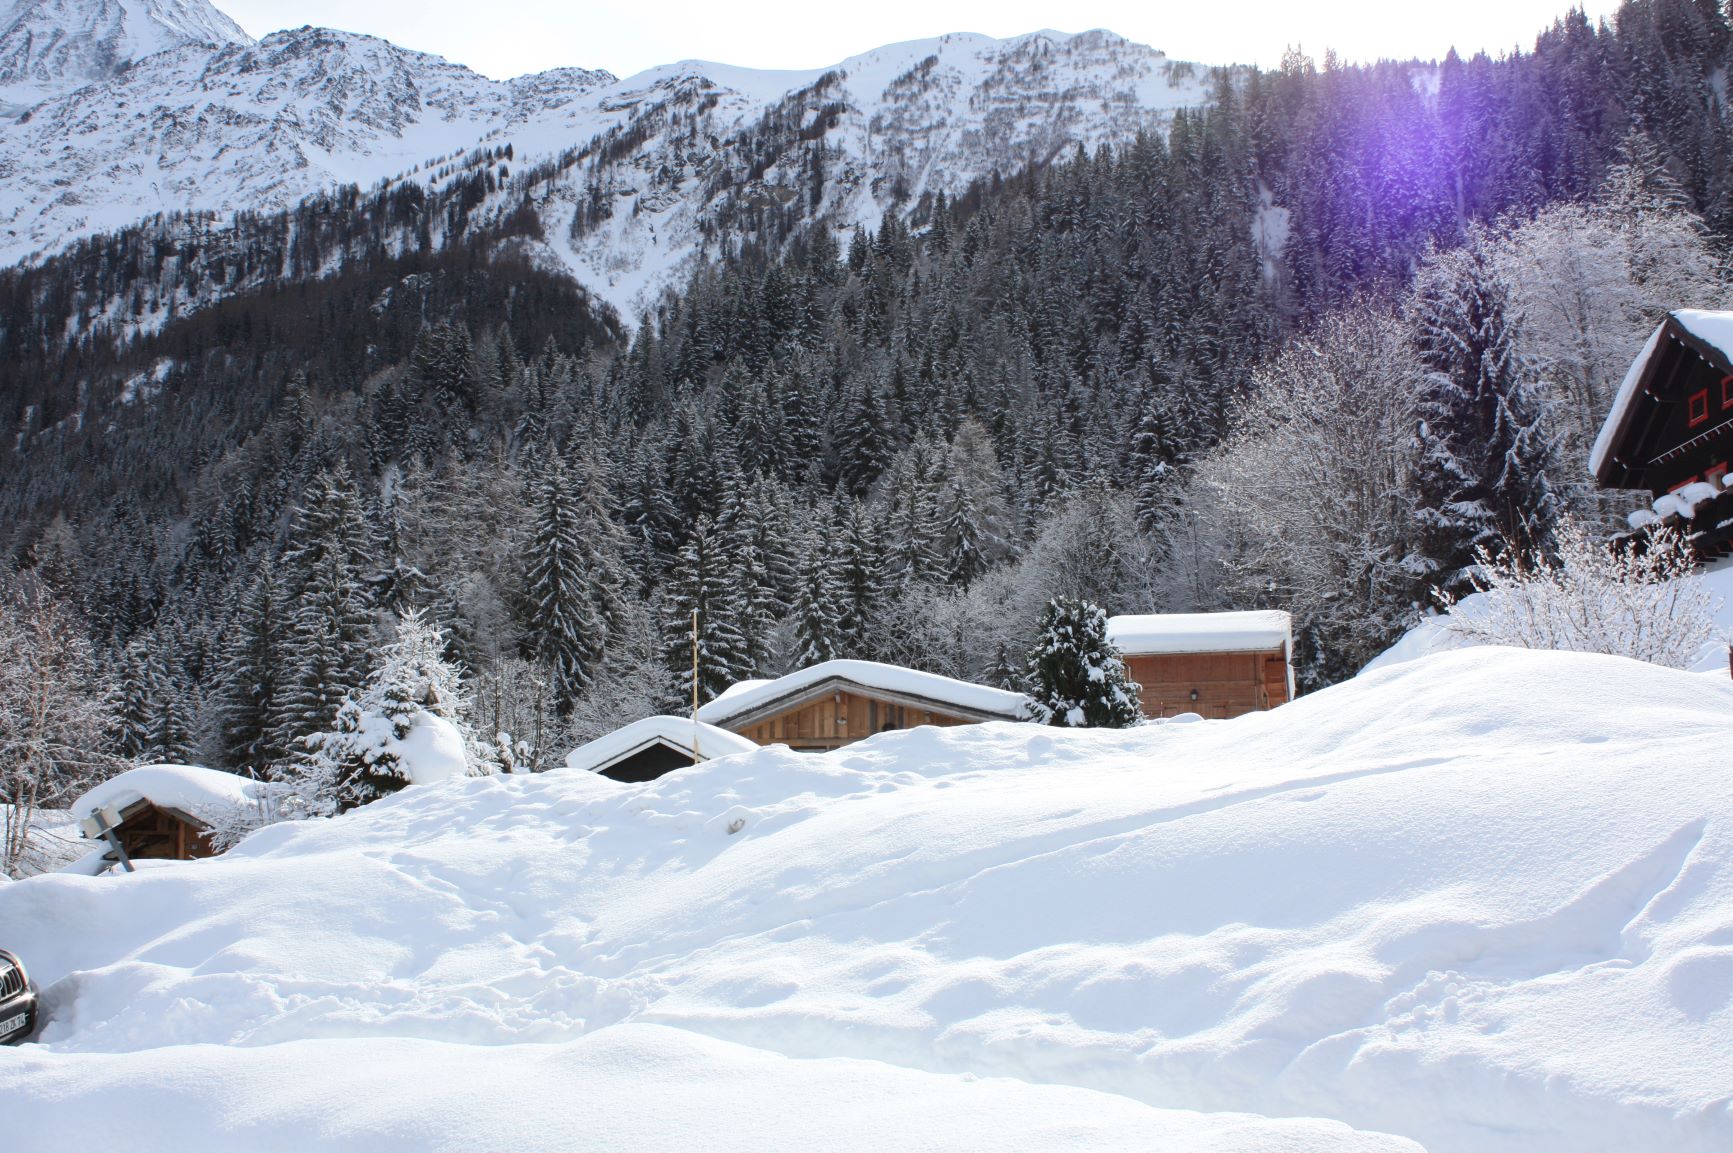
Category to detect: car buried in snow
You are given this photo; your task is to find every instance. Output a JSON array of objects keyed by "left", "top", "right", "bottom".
[{"left": 0, "top": 949, "right": 38, "bottom": 1045}]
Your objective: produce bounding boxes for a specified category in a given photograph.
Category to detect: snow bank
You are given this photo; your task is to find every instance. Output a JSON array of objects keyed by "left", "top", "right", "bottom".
[
  {"left": 697, "top": 659, "right": 1031, "bottom": 724},
  {"left": 1108, "top": 610, "right": 1292, "bottom": 654},
  {"left": 564, "top": 715, "right": 759, "bottom": 775},
  {"left": 0, "top": 1024, "right": 1416, "bottom": 1153},
  {"left": 70, "top": 765, "right": 261, "bottom": 829},
  {"left": 4, "top": 647, "right": 1731, "bottom": 1152}
]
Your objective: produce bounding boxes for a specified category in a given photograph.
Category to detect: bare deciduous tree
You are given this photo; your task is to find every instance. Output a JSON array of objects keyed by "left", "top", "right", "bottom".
[
  {"left": 0, "top": 577, "right": 119, "bottom": 877},
  {"left": 1195, "top": 303, "right": 1428, "bottom": 684}
]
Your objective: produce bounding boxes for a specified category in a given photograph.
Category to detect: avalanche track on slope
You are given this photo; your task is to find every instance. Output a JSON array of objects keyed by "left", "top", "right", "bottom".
[{"left": 2, "top": 646, "right": 1730, "bottom": 1151}]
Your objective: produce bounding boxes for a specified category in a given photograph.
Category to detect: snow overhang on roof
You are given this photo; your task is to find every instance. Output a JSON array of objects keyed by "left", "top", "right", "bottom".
[
  {"left": 563, "top": 715, "right": 759, "bottom": 776},
  {"left": 1591, "top": 310, "right": 1733, "bottom": 487},
  {"left": 71, "top": 764, "right": 261, "bottom": 839},
  {"left": 696, "top": 660, "right": 1032, "bottom": 729},
  {"left": 1107, "top": 610, "right": 1293, "bottom": 656}
]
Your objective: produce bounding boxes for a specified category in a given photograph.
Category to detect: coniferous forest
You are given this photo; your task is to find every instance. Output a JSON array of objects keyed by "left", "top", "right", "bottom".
[{"left": 4, "top": 0, "right": 1733, "bottom": 776}]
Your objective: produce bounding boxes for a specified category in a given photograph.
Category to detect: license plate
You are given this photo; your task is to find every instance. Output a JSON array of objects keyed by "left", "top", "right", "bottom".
[{"left": 0, "top": 1012, "right": 25, "bottom": 1037}]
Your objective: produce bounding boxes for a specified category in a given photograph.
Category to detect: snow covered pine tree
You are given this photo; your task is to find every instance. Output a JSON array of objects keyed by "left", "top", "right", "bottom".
[
  {"left": 284, "top": 610, "right": 476, "bottom": 813},
  {"left": 1025, "top": 598, "right": 1142, "bottom": 728},
  {"left": 1410, "top": 241, "right": 1560, "bottom": 595}
]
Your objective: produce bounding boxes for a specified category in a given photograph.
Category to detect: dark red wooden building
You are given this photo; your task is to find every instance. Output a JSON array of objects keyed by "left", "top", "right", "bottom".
[{"left": 1594, "top": 310, "right": 1733, "bottom": 559}]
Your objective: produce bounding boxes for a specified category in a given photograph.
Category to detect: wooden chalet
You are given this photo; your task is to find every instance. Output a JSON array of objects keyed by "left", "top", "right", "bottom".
[
  {"left": 564, "top": 715, "right": 759, "bottom": 782},
  {"left": 72, "top": 764, "right": 259, "bottom": 871},
  {"left": 696, "top": 659, "right": 1032, "bottom": 753},
  {"left": 1107, "top": 611, "right": 1294, "bottom": 720},
  {"left": 1594, "top": 310, "right": 1733, "bottom": 560}
]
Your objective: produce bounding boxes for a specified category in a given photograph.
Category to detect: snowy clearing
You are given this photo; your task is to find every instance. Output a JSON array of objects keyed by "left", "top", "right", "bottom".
[{"left": 3, "top": 646, "right": 1730, "bottom": 1151}]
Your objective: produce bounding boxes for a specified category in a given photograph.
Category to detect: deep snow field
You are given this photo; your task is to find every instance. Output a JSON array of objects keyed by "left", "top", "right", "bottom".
[{"left": 3, "top": 647, "right": 1730, "bottom": 1151}]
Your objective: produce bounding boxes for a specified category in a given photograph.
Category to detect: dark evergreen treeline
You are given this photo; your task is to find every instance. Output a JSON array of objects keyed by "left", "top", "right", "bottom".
[{"left": 3, "top": 0, "right": 1730, "bottom": 774}]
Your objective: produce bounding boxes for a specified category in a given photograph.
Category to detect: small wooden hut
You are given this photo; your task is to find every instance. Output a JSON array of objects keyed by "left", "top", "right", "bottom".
[
  {"left": 72, "top": 764, "right": 259, "bottom": 870},
  {"left": 1107, "top": 611, "right": 1294, "bottom": 720}
]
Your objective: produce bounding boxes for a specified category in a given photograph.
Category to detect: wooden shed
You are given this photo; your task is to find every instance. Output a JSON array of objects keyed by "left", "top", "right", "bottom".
[
  {"left": 72, "top": 764, "right": 260, "bottom": 871},
  {"left": 563, "top": 715, "right": 760, "bottom": 783},
  {"left": 1107, "top": 611, "right": 1294, "bottom": 720},
  {"left": 696, "top": 660, "right": 1032, "bottom": 752}
]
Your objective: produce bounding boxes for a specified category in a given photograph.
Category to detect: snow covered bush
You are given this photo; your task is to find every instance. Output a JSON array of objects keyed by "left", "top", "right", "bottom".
[
  {"left": 1025, "top": 598, "right": 1142, "bottom": 728},
  {"left": 274, "top": 609, "right": 478, "bottom": 816},
  {"left": 1437, "top": 518, "right": 1722, "bottom": 669}
]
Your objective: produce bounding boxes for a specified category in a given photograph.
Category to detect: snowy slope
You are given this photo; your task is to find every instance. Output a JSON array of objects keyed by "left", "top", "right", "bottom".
[
  {"left": 0, "top": 0, "right": 250, "bottom": 113},
  {"left": 510, "top": 30, "right": 1212, "bottom": 316},
  {"left": 3, "top": 646, "right": 1730, "bottom": 1151},
  {"left": 0, "top": 18, "right": 1211, "bottom": 318}
]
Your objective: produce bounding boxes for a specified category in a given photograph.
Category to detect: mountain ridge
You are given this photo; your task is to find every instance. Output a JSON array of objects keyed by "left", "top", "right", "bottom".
[
  {"left": 0, "top": 11, "right": 1214, "bottom": 318},
  {"left": 0, "top": 0, "right": 249, "bottom": 111}
]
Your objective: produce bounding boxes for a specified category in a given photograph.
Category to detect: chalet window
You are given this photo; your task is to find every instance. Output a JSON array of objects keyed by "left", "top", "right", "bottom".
[
  {"left": 1710, "top": 464, "right": 1729, "bottom": 489},
  {"left": 1689, "top": 388, "right": 1710, "bottom": 427},
  {"left": 1722, "top": 375, "right": 1733, "bottom": 409}
]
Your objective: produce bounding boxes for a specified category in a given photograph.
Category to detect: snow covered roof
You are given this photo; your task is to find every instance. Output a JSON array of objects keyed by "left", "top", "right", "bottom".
[
  {"left": 704, "top": 678, "right": 774, "bottom": 712},
  {"left": 1107, "top": 611, "right": 1293, "bottom": 656},
  {"left": 1589, "top": 319, "right": 1669, "bottom": 479},
  {"left": 696, "top": 660, "right": 1032, "bottom": 728},
  {"left": 563, "top": 716, "right": 759, "bottom": 776},
  {"left": 71, "top": 765, "right": 262, "bottom": 838}
]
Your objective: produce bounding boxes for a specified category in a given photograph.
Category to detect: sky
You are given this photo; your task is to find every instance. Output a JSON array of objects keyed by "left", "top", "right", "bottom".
[{"left": 217, "top": 0, "right": 1624, "bottom": 81}]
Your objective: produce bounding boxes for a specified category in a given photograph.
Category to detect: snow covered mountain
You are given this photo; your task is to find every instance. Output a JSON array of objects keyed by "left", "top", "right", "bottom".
[
  {"left": 0, "top": 0, "right": 249, "bottom": 113},
  {"left": 0, "top": 26, "right": 605, "bottom": 259},
  {"left": 0, "top": 4, "right": 1212, "bottom": 319}
]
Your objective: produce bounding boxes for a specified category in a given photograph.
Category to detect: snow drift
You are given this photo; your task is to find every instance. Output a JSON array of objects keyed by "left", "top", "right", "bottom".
[{"left": 2, "top": 647, "right": 1730, "bottom": 1151}]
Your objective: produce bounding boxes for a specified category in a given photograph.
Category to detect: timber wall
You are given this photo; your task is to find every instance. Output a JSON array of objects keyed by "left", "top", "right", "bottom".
[
  {"left": 733, "top": 689, "right": 974, "bottom": 750},
  {"left": 1123, "top": 650, "right": 1290, "bottom": 720}
]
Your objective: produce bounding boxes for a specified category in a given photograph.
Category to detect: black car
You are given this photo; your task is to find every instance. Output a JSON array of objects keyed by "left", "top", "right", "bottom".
[{"left": 0, "top": 949, "right": 37, "bottom": 1045}]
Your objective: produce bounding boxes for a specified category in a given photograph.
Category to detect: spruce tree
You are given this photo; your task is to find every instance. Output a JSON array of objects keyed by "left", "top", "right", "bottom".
[
  {"left": 1025, "top": 598, "right": 1142, "bottom": 728},
  {"left": 793, "top": 533, "right": 844, "bottom": 666},
  {"left": 664, "top": 516, "right": 754, "bottom": 701},
  {"left": 942, "top": 478, "right": 988, "bottom": 589},
  {"left": 145, "top": 651, "right": 198, "bottom": 766},
  {"left": 114, "top": 639, "right": 156, "bottom": 763},
  {"left": 221, "top": 565, "right": 286, "bottom": 773},
  {"left": 1410, "top": 243, "right": 1560, "bottom": 594},
  {"left": 273, "top": 465, "right": 378, "bottom": 760},
  {"left": 522, "top": 450, "right": 603, "bottom": 712},
  {"left": 835, "top": 497, "right": 887, "bottom": 658},
  {"left": 1127, "top": 390, "right": 1186, "bottom": 534},
  {"left": 838, "top": 379, "right": 892, "bottom": 495}
]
